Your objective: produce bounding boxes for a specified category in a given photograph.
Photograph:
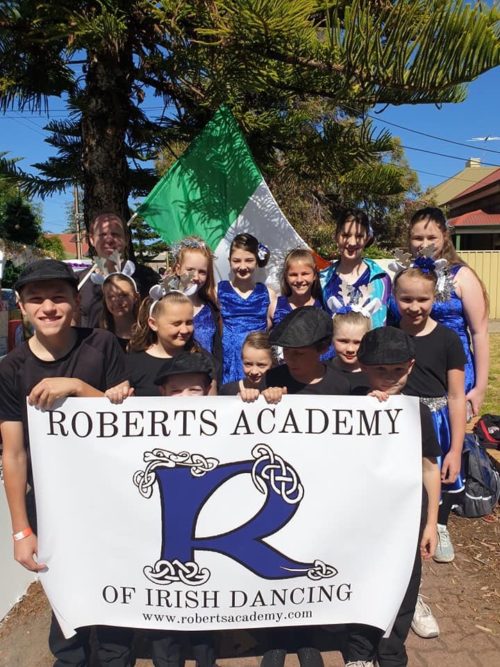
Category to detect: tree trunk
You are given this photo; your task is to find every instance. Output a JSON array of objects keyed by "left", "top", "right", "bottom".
[{"left": 80, "top": 41, "right": 133, "bottom": 232}]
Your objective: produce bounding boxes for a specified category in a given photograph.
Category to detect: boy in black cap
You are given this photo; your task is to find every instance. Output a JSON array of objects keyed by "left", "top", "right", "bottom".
[
  {"left": 0, "top": 259, "right": 132, "bottom": 665},
  {"left": 155, "top": 351, "right": 214, "bottom": 396},
  {"left": 258, "top": 307, "right": 350, "bottom": 667},
  {"left": 343, "top": 327, "right": 441, "bottom": 667},
  {"left": 264, "top": 306, "right": 350, "bottom": 398}
]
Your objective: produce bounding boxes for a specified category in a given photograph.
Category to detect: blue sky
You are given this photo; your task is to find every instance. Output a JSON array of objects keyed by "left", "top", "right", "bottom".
[{"left": 1, "top": 66, "right": 499, "bottom": 233}]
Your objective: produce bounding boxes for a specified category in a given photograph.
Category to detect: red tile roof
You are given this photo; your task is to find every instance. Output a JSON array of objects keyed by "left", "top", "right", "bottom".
[
  {"left": 46, "top": 233, "right": 89, "bottom": 257},
  {"left": 448, "top": 209, "right": 500, "bottom": 228},
  {"left": 450, "top": 167, "right": 500, "bottom": 201}
]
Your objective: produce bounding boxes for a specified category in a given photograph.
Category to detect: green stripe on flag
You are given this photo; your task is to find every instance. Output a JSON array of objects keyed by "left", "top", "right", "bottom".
[{"left": 137, "top": 106, "right": 263, "bottom": 250}]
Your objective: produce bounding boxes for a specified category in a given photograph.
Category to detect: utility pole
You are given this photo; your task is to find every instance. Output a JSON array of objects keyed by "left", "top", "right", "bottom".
[{"left": 74, "top": 185, "right": 82, "bottom": 259}]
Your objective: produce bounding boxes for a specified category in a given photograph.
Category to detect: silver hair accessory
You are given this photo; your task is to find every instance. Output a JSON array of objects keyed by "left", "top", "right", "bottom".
[
  {"left": 91, "top": 257, "right": 138, "bottom": 292},
  {"left": 389, "top": 245, "right": 452, "bottom": 302},
  {"left": 170, "top": 238, "right": 211, "bottom": 261},
  {"left": 148, "top": 271, "right": 197, "bottom": 317},
  {"left": 328, "top": 282, "right": 382, "bottom": 319}
]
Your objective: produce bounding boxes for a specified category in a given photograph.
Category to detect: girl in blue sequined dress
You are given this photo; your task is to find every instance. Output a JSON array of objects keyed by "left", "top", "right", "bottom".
[
  {"left": 218, "top": 233, "right": 277, "bottom": 384},
  {"left": 390, "top": 207, "right": 489, "bottom": 417},
  {"left": 172, "top": 238, "right": 221, "bottom": 362},
  {"left": 269, "top": 248, "right": 324, "bottom": 328}
]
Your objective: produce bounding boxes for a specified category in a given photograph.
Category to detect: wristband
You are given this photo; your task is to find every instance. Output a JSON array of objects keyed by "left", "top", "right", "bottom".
[{"left": 13, "top": 527, "right": 33, "bottom": 541}]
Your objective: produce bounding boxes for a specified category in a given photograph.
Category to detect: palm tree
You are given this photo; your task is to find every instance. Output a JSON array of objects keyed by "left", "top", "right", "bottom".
[{"left": 0, "top": 1, "right": 499, "bottom": 230}]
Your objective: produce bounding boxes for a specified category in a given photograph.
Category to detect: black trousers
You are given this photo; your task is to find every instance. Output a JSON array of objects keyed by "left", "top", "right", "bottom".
[
  {"left": 343, "top": 548, "right": 421, "bottom": 666},
  {"left": 48, "top": 614, "right": 133, "bottom": 666},
  {"left": 376, "top": 548, "right": 422, "bottom": 667},
  {"left": 261, "top": 628, "right": 324, "bottom": 667}
]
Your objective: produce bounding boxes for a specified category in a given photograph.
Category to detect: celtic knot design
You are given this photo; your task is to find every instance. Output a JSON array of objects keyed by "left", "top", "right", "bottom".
[
  {"left": 307, "top": 559, "right": 338, "bottom": 580},
  {"left": 133, "top": 449, "right": 219, "bottom": 498},
  {"left": 144, "top": 559, "right": 211, "bottom": 586},
  {"left": 251, "top": 444, "right": 303, "bottom": 504}
]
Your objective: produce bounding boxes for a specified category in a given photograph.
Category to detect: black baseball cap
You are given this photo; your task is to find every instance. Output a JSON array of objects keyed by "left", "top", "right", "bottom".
[
  {"left": 269, "top": 306, "right": 333, "bottom": 348},
  {"left": 358, "top": 327, "right": 415, "bottom": 365},
  {"left": 155, "top": 352, "right": 214, "bottom": 385},
  {"left": 14, "top": 259, "right": 79, "bottom": 292}
]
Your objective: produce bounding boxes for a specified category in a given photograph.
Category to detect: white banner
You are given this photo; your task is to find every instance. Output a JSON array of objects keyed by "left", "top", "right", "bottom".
[{"left": 28, "top": 395, "right": 422, "bottom": 638}]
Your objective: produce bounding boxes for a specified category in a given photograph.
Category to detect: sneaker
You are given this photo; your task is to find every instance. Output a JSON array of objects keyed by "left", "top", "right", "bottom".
[
  {"left": 433, "top": 524, "right": 455, "bottom": 562},
  {"left": 345, "top": 663, "right": 375, "bottom": 666},
  {"left": 411, "top": 594, "right": 440, "bottom": 638}
]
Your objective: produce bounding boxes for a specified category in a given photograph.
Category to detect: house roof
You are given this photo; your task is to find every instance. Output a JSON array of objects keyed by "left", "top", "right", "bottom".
[
  {"left": 428, "top": 165, "right": 497, "bottom": 206},
  {"left": 46, "top": 233, "right": 89, "bottom": 258},
  {"left": 448, "top": 209, "right": 500, "bottom": 228},
  {"left": 449, "top": 167, "right": 500, "bottom": 202}
]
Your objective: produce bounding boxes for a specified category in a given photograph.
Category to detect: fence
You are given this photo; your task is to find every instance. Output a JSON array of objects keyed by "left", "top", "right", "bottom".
[{"left": 459, "top": 251, "right": 500, "bottom": 319}]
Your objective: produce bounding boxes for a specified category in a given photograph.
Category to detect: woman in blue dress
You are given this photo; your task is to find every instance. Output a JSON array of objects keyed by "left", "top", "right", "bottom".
[
  {"left": 390, "top": 207, "right": 489, "bottom": 416},
  {"left": 320, "top": 208, "right": 391, "bottom": 329},
  {"left": 218, "top": 233, "right": 276, "bottom": 384}
]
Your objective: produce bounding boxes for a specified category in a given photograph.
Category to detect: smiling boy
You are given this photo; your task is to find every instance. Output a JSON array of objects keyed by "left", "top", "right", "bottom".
[{"left": 0, "top": 259, "right": 131, "bottom": 665}]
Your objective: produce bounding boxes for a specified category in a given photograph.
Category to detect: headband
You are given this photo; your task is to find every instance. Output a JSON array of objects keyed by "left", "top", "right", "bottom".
[
  {"left": 389, "top": 245, "right": 453, "bottom": 302},
  {"left": 148, "top": 271, "right": 197, "bottom": 318},
  {"left": 89, "top": 250, "right": 138, "bottom": 291}
]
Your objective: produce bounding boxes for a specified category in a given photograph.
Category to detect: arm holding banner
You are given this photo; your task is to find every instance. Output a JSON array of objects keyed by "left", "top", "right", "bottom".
[
  {"left": 1, "top": 420, "right": 46, "bottom": 572},
  {"left": 420, "top": 457, "right": 440, "bottom": 560}
]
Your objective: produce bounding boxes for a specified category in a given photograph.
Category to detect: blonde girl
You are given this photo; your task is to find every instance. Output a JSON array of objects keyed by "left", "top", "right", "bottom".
[
  {"left": 172, "top": 237, "right": 221, "bottom": 357},
  {"left": 270, "top": 248, "right": 323, "bottom": 328},
  {"left": 126, "top": 292, "right": 198, "bottom": 396},
  {"left": 394, "top": 265, "right": 466, "bottom": 562},
  {"left": 218, "top": 233, "right": 276, "bottom": 383}
]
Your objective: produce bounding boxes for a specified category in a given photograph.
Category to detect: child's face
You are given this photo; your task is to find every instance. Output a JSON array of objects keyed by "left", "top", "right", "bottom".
[
  {"left": 242, "top": 345, "right": 273, "bottom": 385},
  {"left": 336, "top": 219, "right": 368, "bottom": 262},
  {"left": 362, "top": 360, "right": 415, "bottom": 395},
  {"left": 103, "top": 277, "right": 137, "bottom": 318},
  {"left": 395, "top": 274, "right": 434, "bottom": 328},
  {"left": 409, "top": 219, "right": 445, "bottom": 258},
  {"left": 286, "top": 260, "right": 315, "bottom": 298},
  {"left": 148, "top": 301, "right": 194, "bottom": 350},
  {"left": 332, "top": 321, "right": 367, "bottom": 367},
  {"left": 283, "top": 345, "right": 321, "bottom": 380},
  {"left": 176, "top": 250, "right": 209, "bottom": 290},
  {"left": 230, "top": 248, "right": 257, "bottom": 280},
  {"left": 19, "top": 281, "right": 78, "bottom": 338},
  {"left": 160, "top": 373, "right": 209, "bottom": 396}
]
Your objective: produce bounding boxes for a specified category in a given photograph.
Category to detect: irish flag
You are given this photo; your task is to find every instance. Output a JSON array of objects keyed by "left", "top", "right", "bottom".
[{"left": 137, "top": 106, "right": 320, "bottom": 287}]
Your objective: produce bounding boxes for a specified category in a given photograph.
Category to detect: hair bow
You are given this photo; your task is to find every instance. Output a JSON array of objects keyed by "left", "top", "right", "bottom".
[{"left": 328, "top": 282, "right": 382, "bottom": 320}]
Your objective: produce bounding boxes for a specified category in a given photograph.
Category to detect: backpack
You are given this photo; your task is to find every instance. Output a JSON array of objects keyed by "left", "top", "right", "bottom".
[
  {"left": 473, "top": 414, "right": 500, "bottom": 450},
  {"left": 454, "top": 434, "right": 500, "bottom": 518}
]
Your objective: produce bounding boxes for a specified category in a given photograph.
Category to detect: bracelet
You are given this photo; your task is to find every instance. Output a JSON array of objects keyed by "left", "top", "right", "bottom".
[{"left": 13, "top": 527, "right": 33, "bottom": 541}]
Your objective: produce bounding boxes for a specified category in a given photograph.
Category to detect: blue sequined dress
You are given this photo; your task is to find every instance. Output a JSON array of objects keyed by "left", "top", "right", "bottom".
[
  {"left": 388, "top": 264, "right": 475, "bottom": 393},
  {"left": 193, "top": 303, "right": 217, "bottom": 354},
  {"left": 219, "top": 280, "right": 270, "bottom": 383},
  {"left": 271, "top": 295, "right": 323, "bottom": 328}
]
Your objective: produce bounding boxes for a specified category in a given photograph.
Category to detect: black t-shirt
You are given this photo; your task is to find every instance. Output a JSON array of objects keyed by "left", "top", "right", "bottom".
[
  {"left": 125, "top": 351, "right": 166, "bottom": 396},
  {"left": 326, "top": 364, "right": 371, "bottom": 394},
  {"left": 264, "top": 364, "right": 351, "bottom": 395},
  {"left": 404, "top": 323, "right": 466, "bottom": 397},
  {"left": 219, "top": 380, "right": 241, "bottom": 396},
  {"left": 126, "top": 348, "right": 217, "bottom": 396},
  {"left": 0, "top": 328, "right": 126, "bottom": 446},
  {"left": 78, "top": 263, "right": 159, "bottom": 327}
]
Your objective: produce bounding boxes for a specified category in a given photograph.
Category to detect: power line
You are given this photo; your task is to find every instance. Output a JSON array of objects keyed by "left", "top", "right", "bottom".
[
  {"left": 368, "top": 114, "right": 500, "bottom": 156},
  {"left": 400, "top": 144, "right": 500, "bottom": 168}
]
